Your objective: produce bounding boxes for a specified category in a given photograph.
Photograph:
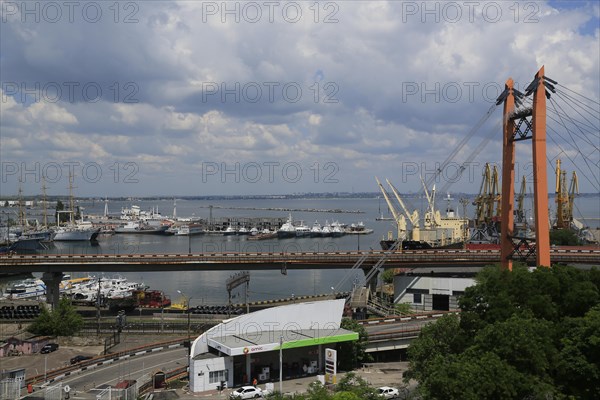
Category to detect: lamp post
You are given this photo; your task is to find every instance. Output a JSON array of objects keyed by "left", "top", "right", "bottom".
[
  {"left": 279, "top": 335, "right": 283, "bottom": 394},
  {"left": 177, "top": 290, "right": 192, "bottom": 382}
]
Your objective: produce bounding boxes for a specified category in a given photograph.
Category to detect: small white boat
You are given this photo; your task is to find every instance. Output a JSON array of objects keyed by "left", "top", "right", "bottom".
[{"left": 223, "top": 226, "right": 237, "bottom": 236}]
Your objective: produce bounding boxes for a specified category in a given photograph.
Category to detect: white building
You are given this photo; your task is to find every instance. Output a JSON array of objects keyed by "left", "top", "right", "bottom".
[
  {"left": 393, "top": 267, "right": 479, "bottom": 311},
  {"left": 189, "top": 299, "right": 357, "bottom": 393}
]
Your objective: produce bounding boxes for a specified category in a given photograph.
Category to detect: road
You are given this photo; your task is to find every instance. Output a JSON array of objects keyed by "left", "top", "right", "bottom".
[{"left": 23, "top": 347, "right": 188, "bottom": 397}]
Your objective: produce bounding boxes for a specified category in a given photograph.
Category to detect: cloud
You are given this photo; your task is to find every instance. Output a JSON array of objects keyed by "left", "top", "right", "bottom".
[{"left": 1, "top": 1, "right": 598, "bottom": 195}]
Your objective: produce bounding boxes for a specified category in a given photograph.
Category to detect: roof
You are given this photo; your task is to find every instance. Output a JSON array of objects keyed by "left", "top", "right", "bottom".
[{"left": 208, "top": 328, "right": 358, "bottom": 356}]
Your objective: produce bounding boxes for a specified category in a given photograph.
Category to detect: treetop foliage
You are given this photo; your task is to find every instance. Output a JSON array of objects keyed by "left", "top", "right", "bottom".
[{"left": 406, "top": 264, "right": 600, "bottom": 400}]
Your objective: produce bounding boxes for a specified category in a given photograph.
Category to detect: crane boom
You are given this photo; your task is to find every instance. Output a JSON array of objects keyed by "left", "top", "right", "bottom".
[
  {"left": 375, "top": 177, "right": 406, "bottom": 238},
  {"left": 386, "top": 179, "right": 419, "bottom": 227}
]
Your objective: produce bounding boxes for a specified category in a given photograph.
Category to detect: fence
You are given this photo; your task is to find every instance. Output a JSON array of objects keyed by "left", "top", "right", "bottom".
[
  {"left": 81, "top": 321, "right": 210, "bottom": 335},
  {"left": 44, "top": 383, "right": 62, "bottom": 400},
  {"left": 104, "top": 331, "right": 121, "bottom": 354}
]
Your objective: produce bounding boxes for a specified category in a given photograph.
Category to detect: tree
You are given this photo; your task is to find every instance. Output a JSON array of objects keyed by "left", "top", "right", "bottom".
[
  {"left": 550, "top": 229, "right": 581, "bottom": 245},
  {"left": 338, "top": 318, "right": 371, "bottom": 370},
  {"left": 28, "top": 298, "right": 83, "bottom": 336},
  {"left": 406, "top": 264, "right": 600, "bottom": 399},
  {"left": 382, "top": 269, "right": 395, "bottom": 284},
  {"left": 334, "top": 373, "right": 378, "bottom": 400}
]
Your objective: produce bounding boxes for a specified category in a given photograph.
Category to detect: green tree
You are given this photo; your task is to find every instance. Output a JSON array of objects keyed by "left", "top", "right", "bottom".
[
  {"left": 550, "top": 229, "right": 581, "bottom": 245},
  {"left": 28, "top": 298, "right": 83, "bottom": 336},
  {"left": 334, "top": 372, "right": 378, "bottom": 400},
  {"left": 394, "top": 303, "right": 411, "bottom": 315},
  {"left": 382, "top": 269, "right": 395, "bottom": 284},
  {"left": 406, "top": 264, "right": 600, "bottom": 400},
  {"left": 338, "top": 319, "right": 371, "bottom": 370}
]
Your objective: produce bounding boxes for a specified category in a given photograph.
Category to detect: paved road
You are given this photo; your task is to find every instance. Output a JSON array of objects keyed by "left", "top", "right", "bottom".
[{"left": 22, "top": 347, "right": 187, "bottom": 398}]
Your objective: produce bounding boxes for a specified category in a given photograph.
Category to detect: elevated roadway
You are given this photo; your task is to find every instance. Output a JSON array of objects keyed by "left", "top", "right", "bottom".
[{"left": 1, "top": 248, "right": 598, "bottom": 274}]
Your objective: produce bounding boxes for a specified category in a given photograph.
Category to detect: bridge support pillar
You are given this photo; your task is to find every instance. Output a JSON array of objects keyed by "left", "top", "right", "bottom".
[{"left": 42, "top": 272, "right": 64, "bottom": 309}]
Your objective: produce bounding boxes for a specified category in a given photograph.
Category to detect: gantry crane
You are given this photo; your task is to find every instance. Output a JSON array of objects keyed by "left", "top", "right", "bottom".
[
  {"left": 473, "top": 163, "right": 501, "bottom": 225},
  {"left": 515, "top": 175, "right": 527, "bottom": 224},
  {"left": 554, "top": 159, "right": 579, "bottom": 229}
]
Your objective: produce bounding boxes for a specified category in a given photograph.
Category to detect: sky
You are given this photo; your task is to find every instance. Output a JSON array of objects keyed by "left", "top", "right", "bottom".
[{"left": 1, "top": 0, "right": 599, "bottom": 197}]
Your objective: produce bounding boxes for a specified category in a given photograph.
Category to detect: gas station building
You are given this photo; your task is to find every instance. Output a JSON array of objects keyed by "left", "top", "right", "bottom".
[{"left": 189, "top": 299, "right": 358, "bottom": 393}]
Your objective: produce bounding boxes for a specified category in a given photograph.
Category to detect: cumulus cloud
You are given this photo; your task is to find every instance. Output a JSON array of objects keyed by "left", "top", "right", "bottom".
[{"left": 1, "top": 1, "right": 598, "bottom": 195}]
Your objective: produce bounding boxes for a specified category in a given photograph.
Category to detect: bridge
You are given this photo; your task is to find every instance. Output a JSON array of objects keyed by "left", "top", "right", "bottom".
[{"left": 1, "top": 248, "right": 598, "bottom": 274}]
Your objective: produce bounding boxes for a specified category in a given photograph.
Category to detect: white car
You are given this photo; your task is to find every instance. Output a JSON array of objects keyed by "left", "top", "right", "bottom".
[
  {"left": 378, "top": 386, "right": 400, "bottom": 399},
  {"left": 230, "top": 386, "right": 263, "bottom": 399}
]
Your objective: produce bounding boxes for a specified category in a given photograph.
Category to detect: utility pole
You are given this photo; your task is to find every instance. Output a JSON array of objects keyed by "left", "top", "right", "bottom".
[{"left": 96, "top": 278, "right": 102, "bottom": 336}]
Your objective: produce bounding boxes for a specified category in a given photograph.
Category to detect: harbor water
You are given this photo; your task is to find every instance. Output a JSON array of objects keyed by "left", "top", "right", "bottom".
[{"left": 2, "top": 195, "right": 599, "bottom": 305}]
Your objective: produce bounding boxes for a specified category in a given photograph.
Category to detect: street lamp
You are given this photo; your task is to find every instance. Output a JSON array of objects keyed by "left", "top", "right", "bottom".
[
  {"left": 177, "top": 290, "right": 193, "bottom": 382},
  {"left": 279, "top": 335, "right": 283, "bottom": 394}
]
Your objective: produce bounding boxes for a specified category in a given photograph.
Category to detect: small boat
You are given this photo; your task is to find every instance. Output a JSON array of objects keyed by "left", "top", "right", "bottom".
[
  {"left": 310, "top": 221, "right": 322, "bottom": 237},
  {"left": 295, "top": 222, "right": 311, "bottom": 237},
  {"left": 174, "top": 223, "right": 205, "bottom": 236},
  {"left": 238, "top": 226, "right": 250, "bottom": 235},
  {"left": 114, "top": 221, "right": 168, "bottom": 234},
  {"left": 277, "top": 214, "right": 296, "bottom": 239},
  {"left": 223, "top": 225, "right": 237, "bottom": 236},
  {"left": 2, "top": 279, "right": 46, "bottom": 300},
  {"left": 248, "top": 228, "right": 277, "bottom": 240}
]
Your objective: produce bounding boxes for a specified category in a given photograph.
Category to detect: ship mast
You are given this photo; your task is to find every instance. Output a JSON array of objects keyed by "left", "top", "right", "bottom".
[{"left": 42, "top": 176, "right": 48, "bottom": 228}]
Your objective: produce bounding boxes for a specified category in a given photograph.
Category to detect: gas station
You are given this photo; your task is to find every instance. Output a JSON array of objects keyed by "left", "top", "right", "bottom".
[{"left": 188, "top": 299, "right": 357, "bottom": 393}]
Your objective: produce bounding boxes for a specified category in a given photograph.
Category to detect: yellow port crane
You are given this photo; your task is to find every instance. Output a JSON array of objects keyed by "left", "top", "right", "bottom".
[
  {"left": 385, "top": 178, "right": 420, "bottom": 241},
  {"left": 515, "top": 176, "right": 527, "bottom": 224},
  {"left": 375, "top": 177, "right": 406, "bottom": 240},
  {"left": 473, "top": 163, "right": 501, "bottom": 225},
  {"left": 554, "top": 159, "right": 579, "bottom": 229}
]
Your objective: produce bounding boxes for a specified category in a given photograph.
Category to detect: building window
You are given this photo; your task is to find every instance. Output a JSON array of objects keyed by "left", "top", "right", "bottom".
[
  {"left": 209, "top": 370, "right": 228, "bottom": 384},
  {"left": 413, "top": 293, "right": 422, "bottom": 304}
]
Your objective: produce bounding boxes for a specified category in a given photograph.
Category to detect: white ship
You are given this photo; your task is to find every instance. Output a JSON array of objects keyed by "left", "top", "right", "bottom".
[
  {"left": 174, "top": 223, "right": 205, "bottom": 236},
  {"left": 277, "top": 214, "right": 296, "bottom": 239},
  {"left": 1, "top": 279, "right": 46, "bottom": 299},
  {"left": 53, "top": 221, "right": 100, "bottom": 241}
]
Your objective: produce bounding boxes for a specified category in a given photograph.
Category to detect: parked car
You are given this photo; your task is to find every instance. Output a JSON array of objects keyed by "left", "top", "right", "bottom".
[
  {"left": 70, "top": 355, "right": 93, "bottom": 365},
  {"left": 378, "top": 386, "right": 400, "bottom": 399},
  {"left": 230, "top": 386, "right": 263, "bottom": 399},
  {"left": 40, "top": 343, "right": 59, "bottom": 354}
]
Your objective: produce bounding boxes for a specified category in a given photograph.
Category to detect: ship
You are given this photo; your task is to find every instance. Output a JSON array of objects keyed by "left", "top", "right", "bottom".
[
  {"left": 53, "top": 222, "right": 100, "bottom": 241},
  {"left": 277, "top": 214, "right": 296, "bottom": 238},
  {"left": 54, "top": 173, "right": 100, "bottom": 241},
  {"left": 174, "top": 223, "right": 205, "bottom": 236},
  {"left": 377, "top": 178, "right": 468, "bottom": 251},
  {"left": 114, "top": 221, "right": 168, "bottom": 234}
]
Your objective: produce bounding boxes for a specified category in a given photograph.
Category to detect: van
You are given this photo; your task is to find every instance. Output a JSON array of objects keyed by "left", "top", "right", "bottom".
[{"left": 40, "top": 343, "right": 59, "bottom": 353}]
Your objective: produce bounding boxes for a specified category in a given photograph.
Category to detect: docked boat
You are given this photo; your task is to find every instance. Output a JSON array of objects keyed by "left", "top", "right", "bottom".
[
  {"left": 1, "top": 279, "right": 46, "bottom": 300},
  {"left": 174, "top": 223, "right": 205, "bottom": 236},
  {"left": 223, "top": 225, "right": 237, "bottom": 236},
  {"left": 277, "top": 214, "right": 296, "bottom": 239},
  {"left": 310, "top": 221, "right": 323, "bottom": 237},
  {"left": 345, "top": 222, "right": 374, "bottom": 235},
  {"left": 114, "top": 221, "right": 168, "bottom": 234},
  {"left": 247, "top": 230, "right": 277, "bottom": 240},
  {"left": 295, "top": 222, "right": 311, "bottom": 237},
  {"left": 54, "top": 222, "right": 100, "bottom": 241},
  {"left": 238, "top": 226, "right": 250, "bottom": 235}
]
